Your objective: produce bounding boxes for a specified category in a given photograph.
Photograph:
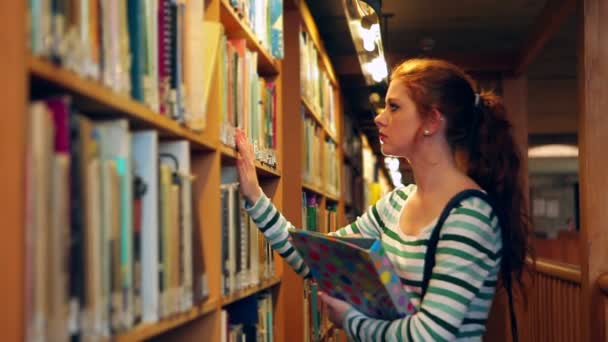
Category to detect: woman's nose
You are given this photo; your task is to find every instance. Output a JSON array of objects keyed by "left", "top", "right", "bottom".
[{"left": 374, "top": 111, "right": 386, "bottom": 127}]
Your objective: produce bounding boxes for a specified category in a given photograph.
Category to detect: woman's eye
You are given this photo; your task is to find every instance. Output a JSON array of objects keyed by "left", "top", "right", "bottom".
[{"left": 389, "top": 104, "right": 398, "bottom": 111}]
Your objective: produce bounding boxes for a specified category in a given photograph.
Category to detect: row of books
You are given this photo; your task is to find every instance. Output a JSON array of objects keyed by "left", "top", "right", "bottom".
[
  {"left": 26, "top": 97, "right": 208, "bottom": 342},
  {"left": 342, "top": 114, "right": 363, "bottom": 167},
  {"left": 324, "top": 138, "right": 340, "bottom": 197},
  {"left": 226, "top": 0, "right": 284, "bottom": 59},
  {"left": 28, "top": 0, "right": 218, "bottom": 130},
  {"left": 219, "top": 34, "right": 278, "bottom": 168},
  {"left": 300, "top": 193, "right": 338, "bottom": 236},
  {"left": 220, "top": 182, "right": 276, "bottom": 297},
  {"left": 300, "top": 194, "right": 337, "bottom": 342},
  {"left": 303, "top": 279, "right": 338, "bottom": 342},
  {"left": 300, "top": 28, "right": 337, "bottom": 137},
  {"left": 221, "top": 292, "right": 274, "bottom": 342},
  {"left": 302, "top": 113, "right": 323, "bottom": 188}
]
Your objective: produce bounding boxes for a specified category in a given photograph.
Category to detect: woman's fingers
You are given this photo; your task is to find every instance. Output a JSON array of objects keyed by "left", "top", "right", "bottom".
[{"left": 236, "top": 129, "right": 254, "bottom": 163}]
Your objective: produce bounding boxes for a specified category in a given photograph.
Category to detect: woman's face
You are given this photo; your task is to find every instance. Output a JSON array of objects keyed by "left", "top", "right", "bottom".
[{"left": 374, "top": 80, "right": 425, "bottom": 158}]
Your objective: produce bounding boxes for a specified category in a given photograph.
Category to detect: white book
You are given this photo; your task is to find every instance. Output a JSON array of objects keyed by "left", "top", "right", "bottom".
[
  {"left": 49, "top": 155, "right": 71, "bottom": 342},
  {"left": 249, "top": 217, "right": 260, "bottom": 287},
  {"left": 184, "top": 0, "right": 205, "bottom": 130},
  {"left": 220, "top": 310, "right": 228, "bottom": 342},
  {"left": 131, "top": 131, "right": 160, "bottom": 323},
  {"left": 26, "top": 102, "right": 55, "bottom": 342},
  {"left": 159, "top": 140, "right": 191, "bottom": 174}
]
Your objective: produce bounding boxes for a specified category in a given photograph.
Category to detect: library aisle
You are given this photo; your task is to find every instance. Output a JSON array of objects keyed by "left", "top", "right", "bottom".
[{"left": 6, "top": 0, "right": 608, "bottom": 341}]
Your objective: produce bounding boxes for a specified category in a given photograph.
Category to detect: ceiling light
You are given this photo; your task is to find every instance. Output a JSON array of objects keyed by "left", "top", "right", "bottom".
[
  {"left": 343, "top": 0, "right": 388, "bottom": 85},
  {"left": 528, "top": 144, "right": 579, "bottom": 158},
  {"left": 364, "top": 57, "right": 388, "bottom": 82}
]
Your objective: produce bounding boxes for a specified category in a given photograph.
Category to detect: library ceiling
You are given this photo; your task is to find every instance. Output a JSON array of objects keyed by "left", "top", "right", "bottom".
[{"left": 307, "top": 0, "right": 576, "bottom": 155}]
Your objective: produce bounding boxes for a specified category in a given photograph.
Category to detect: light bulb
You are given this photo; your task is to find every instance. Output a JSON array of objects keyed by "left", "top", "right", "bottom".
[
  {"left": 364, "top": 57, "right": 388, "bottom": 82},
  {"left": 363, "top": 38, "right": 375, "bottom": 52}
]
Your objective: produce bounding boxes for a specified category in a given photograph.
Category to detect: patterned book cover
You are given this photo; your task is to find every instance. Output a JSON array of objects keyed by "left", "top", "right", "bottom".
[{"left": 288, "top": 229, "right": 416, "bottom": 320}]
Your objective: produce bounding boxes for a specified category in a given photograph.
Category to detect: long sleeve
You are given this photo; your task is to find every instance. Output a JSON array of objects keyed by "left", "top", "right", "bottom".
[
  {"left": 342, "top": 199, "right": 501, "bottom": 341},
  {"left": 245, "top": 188, "right": 400, "bottom": 279}
]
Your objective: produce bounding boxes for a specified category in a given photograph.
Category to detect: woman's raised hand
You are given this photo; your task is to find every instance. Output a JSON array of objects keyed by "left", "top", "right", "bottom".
[{"left": 235, "top": 128, "right": 262, "bottom": 204}]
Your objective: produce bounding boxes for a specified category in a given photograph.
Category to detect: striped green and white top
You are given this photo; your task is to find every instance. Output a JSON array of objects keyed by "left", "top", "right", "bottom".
[{"left": 245, "top": 184, "right": 502, "bottom": 341}]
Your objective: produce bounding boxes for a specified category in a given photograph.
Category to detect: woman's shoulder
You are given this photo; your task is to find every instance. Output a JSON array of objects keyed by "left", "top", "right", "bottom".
[{"left": 446, "top": 190, "right": 501, "bottom": 234}]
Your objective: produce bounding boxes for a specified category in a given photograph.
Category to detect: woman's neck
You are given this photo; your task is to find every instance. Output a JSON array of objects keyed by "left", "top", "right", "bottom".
[{"left": 408, "top": 142, "right": 469, "bottom": 201}]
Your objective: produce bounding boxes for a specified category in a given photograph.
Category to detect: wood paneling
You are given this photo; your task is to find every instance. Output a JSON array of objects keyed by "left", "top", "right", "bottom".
[
  {"left": 514, "top": 0, "right": 577, "bottom": 76},
  {"left": 578, "top": 0, "right": 608, "bottom": 340},
  {"left": 0, "top": 1, "right": 26, "bottom": 340},
  {"left": 532, "top": 233, "right": 580, "bottom": 266},
  {"left": 528, "top": 79, "right": 578, "bottom": 135}
]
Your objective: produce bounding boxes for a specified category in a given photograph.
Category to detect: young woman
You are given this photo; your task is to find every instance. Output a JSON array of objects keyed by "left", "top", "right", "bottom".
[{"left": 235, "top": 58, "right": 529, "bottom": 341}]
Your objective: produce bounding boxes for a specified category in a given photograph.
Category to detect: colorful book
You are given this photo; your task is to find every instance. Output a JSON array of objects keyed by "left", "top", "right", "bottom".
[{"left": 288, "top": 229, "right": 416, "bottom": 320}]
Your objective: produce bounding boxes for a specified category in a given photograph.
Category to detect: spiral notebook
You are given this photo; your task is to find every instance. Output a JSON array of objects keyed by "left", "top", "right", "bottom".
[{"left": 288, "top": 229, "right": 416, "bottom": 320}]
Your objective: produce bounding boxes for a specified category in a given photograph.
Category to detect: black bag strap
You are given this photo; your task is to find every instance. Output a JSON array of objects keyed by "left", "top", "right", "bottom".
[{"left": 420, "top": 189, "right": 518, "bottom": 342}]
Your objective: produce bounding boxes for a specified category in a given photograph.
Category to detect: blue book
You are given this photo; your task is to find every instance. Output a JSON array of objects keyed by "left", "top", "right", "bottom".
[
  {"left": 128, "top": 0, "right": 146, "bottom": 102},
  {"left": 270, "top": 0, "right": 283, "bottom": 59}
]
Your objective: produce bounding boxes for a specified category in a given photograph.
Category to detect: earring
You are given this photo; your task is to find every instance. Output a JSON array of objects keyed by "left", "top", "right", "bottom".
[{"left": 423, "top": 129, "right": 431, "bottom": 136}]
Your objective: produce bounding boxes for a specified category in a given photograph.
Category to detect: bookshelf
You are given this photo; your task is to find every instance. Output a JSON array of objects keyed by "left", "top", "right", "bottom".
[
  {"left": 29, "top": 56, "right": 217, "bottom": 151},
  {"left": 16, "top": 0, "right": 289, "bottom": 341},
  {"left": 113, "top": 299, "right": 218, "bottom": 342},
  {"left": 279, "top": 0, "right": 349, "bottom": 340},
  {"left": 3, "top": 0, "right": 357, "bottom": 341}
]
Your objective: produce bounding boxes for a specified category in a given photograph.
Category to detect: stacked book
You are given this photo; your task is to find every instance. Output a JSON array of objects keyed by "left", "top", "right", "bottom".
[
  {"left": 26, "top": 97, "right": 209, "bottom": 341},
  {"left": 220, "top": 182, "right": 276, "bottom": 296}
]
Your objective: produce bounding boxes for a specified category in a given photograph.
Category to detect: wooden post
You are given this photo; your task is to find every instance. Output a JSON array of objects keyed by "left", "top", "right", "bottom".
[
  {"left": 0, "top": 1, "right": 26, "bottom": 341},
  {"left": 578, "top": 0, "right": 608, "bottom": 341},
  {"left": 279, "top": 4, "right": 305, "bottom": 341}
]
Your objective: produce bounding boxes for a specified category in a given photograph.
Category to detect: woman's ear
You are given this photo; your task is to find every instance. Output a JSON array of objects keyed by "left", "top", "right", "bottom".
[{"left": 423, "top": 107, "right": 445, "bottom": 135}]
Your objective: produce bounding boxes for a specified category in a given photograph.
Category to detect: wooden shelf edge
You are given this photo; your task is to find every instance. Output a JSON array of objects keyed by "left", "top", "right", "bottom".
[
  {"left": 220, "top": 0, "right": 279, "bottom": 76},
  {"left": 113, "top": 298, "right": 219, "bottom": 342},
  {"left": 302, "top": 181, "right": 324, "bottom": 196},
  {"left": 28, "top": 56, "right": 216, "bottom": 151},
  {"left": 221, "top": 277, "right": 281, "bottom": 306},
  {"left": 301, "top": 97, "right": 338, "bottom": 142},
  {"left": 256, "top": 162, "right": 282, "bottom": 178},
  {"left": 325, "top": 193, "right": 340, "bottom": 202},
  {"left": 220, "top": 144, "right": 281, "bottom": 178},
  {"left": 297, "top": 0, "right": 338, "bottom": 86}
]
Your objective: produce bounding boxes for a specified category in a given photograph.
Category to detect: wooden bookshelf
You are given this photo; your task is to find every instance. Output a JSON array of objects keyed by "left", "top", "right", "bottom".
[
  {"left": 29, "top": 56, "right": 217, "bottom": 151},
  {"left": 15, "top": 0, "right": 288, "bottom": 341},
  {"left": 219, "top": 144, "right": 282, "bottom": 178},
  {"left": 113, "top": 298, "right": 219, "bottom": 342},
  {"left": 220, "top": 277, "right": 281, "bottom": 306},
  {"left": 219, "top": 0, "right": 279, "bottom": 76},
  {"left": 302, "top": 181, "right": 325, "bottom": 197},
  {"left": 282, "top": 0, "right": 347, "bottom": 339},
  {"left": 301, "top": 97, "right": 338, "bottom": 142},
  {"left": 325, "top": 192, "right": 340, "bottom": 202},
  {"left": 296, "top": 0, "right": 337, "bottom": 86},
  {"left": 4, "top": 0, "right": 351, "bottom": 340}
]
